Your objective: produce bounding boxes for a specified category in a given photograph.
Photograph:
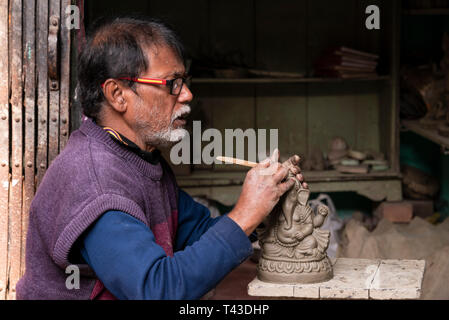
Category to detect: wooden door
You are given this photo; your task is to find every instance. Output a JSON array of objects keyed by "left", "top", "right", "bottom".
[{"left": 0, "top": 0, "right": 72, "bottom": 300}]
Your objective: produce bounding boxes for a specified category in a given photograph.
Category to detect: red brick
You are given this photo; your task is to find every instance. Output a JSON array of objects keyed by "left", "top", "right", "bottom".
[
  {"left": 407, "top": 200, "right": 434, "bottom": 218},
  {"left": 375, "top": 201, "right": 413, "bottom": 223}
]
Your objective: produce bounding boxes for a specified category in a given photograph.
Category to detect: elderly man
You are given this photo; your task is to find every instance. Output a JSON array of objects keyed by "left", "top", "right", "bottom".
[{"left": 17, "top": 17, "right": 307, "bottom": 300}]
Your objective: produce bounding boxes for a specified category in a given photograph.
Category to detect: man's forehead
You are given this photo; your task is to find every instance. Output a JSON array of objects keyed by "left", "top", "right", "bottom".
[{"left": 144, "top": 45, "right": 184, "bottom": 77}]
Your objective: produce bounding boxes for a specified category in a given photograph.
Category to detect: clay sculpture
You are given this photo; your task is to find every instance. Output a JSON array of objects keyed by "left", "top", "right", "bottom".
[{"left": 256, "top": 171, "right": 333, "bottom": 284}]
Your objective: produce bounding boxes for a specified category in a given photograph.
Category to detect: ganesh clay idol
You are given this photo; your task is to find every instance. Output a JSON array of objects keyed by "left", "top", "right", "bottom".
[{"left": 256, "top": 174, "right": 333, "bottom": 284}]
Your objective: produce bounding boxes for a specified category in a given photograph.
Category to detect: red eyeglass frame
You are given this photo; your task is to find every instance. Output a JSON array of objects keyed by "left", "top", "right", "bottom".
[{"left": 101, "top": 76, "right": 191, "bottom": 95}]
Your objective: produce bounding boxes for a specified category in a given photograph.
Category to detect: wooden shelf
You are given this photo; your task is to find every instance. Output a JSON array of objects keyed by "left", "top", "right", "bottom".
[
  {"left": 177, "top": 169, "right": 401, "bottom": 188},
  {"left": 177, "top": 169, "right": 402, "bottom": 204},
  {"left": 191, "top": 76, "right": 390, "bottom": 84},
  {"left": 403, "top": 8, "right": 449, "bottom": 15},
  {"left": 402, "top": 119, "right": 449, "bottom": 150}
]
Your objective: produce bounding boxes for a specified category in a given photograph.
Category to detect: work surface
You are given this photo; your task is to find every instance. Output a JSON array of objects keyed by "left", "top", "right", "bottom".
[{"left": 248, "top": 258, "right": 426, "bottom": 300}]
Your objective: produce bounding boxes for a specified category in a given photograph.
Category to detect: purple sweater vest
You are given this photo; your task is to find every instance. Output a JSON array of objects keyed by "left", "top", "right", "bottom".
[{"left": 16, "top": 119, "right": 178, "bottom": 300}]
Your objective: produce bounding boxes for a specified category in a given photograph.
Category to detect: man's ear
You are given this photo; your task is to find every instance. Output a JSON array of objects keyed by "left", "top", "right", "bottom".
[{"left": 102, "top": 79, "right": 128, "bottom": 113}]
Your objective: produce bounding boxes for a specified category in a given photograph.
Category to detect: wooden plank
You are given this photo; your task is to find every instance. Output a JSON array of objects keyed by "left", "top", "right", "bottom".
[
  {"left": 86, "top": 0, "right": 149, "bottom": 22},
  {"left": 22, "top": 0, "right": 36, "bottom": 277},
  {"left": 182, "top": 179, "right": 402, "bottom": 205},
  {"left": 307, "top": 83, "right": 358, "bottom": 154},
  {"left": 176, "top": 170, "right": 401, "bottom": 185},
  {"left": 389, "top": 1, "right": 401, "bottom": 174},
  {"left": 378, "top": 1, "right": 400, "bottom": 175},
  {"left": 307, "top": 0, "right": 358, "bottom": 73},
  {"left": 48, "top": 0, "right": 60, "bottom": 165},
  {"left": 255, "top": 0, "right": 307, "bottom": 74},
  {"left": 0, "top": 0, "right": 9, "bottom": 301},
  {"left": 404, "top": 8, "right": 449, "bottom": 15},
  {"left": 192, "top": 76, "right": 390, "bottom": 84},
  {"left": 179, "top": 172, "right": 402, "bottom": 203},
  {"left": 255, "top": 1, "right": 306, "bottom": 160},
  {"left": 59, "top": 0, "right": 71, "bottom": 150},
  {"left": 256, "top": 0, "right": 307, "bottom": 72},
  {"left": 148, "top": 0, "right": 208, "bottom": 59},
  {"left": 36, "top": 0, "right": 49, "bottom": 187},
  {"left": 208, "top": 0, "right": 255, "bottom": 69},
  {"left": 8, "top": 0, "right": 23, "bottom": 300},
  {"left": 206, "top": 1, "right": 256, "bottom": 171},
  {"left": 256, "top": 84, "right": 307, "bottom": 159},
  {"left": 353, "top": 82, "right": 381, "bottom": 152},
  {"left": 209, "top": 85, "right": 256, "bottom": 171}
]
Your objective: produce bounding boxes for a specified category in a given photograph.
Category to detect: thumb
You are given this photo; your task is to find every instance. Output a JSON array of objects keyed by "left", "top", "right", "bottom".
[{"left": 270, "top": 148, "right": 280, "bottom": 164}]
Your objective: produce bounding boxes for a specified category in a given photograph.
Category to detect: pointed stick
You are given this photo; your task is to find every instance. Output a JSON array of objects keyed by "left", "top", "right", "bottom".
[{"left": 216, "top": 156, "right": 258, "bottom": 168}]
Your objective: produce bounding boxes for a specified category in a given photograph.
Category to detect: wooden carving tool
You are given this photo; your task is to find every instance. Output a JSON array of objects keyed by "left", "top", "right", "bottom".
[{"left": 216, "top": 156, "right": 258, "bottom": 168}]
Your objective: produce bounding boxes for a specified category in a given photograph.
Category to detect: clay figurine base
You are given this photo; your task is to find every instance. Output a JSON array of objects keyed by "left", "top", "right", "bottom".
[
  {"left": 248, "top": 258, "right": 426, "bottom": 300},
  {"left": 258, "top": 256, "right": 333, "bottom": 284}
]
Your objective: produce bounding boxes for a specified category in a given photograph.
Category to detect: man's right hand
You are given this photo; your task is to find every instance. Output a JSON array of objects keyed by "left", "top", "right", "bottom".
[{"left": 228, "top": 149, "right": 297, "bottom": 236}]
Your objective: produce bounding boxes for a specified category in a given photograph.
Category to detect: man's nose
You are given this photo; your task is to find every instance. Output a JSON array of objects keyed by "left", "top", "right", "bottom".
[{"left": 178, "top": 83, "right": 193, "bottom": 103}]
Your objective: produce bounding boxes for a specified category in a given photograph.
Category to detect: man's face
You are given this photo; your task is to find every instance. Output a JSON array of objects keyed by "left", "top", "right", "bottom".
[{"left": 127, "top": 45, "right": 193, "bottom": 149}]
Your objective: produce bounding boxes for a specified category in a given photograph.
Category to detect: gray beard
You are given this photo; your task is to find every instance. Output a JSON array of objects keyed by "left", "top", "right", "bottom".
[
  {"left": 135, "top": 104, "right": 191, "bottom": 149},
  {"left": 141, "top": 127, "right": 188, "bottom": 148}
]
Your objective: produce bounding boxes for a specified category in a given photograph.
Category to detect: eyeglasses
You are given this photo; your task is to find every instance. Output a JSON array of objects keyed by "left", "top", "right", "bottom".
[{"left": 101, "top": 76, "right": 192, "bottom": 96}]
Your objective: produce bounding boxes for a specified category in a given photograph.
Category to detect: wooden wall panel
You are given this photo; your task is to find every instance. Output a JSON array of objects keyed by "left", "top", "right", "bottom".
[
  {"left": 354, "top": 83, "right": 381, "bottom": 152},
  {"left": 208, "top": 0, "right": 255, "bottom": 68},
  {"left": 0, "top": 0, "right": 71, "bottom": 299},
  {"left": 255, "top": 0, "right": 308, "bottom": 159},
  {"left": 210, "top": 85, "right": 256, "bottom": 170},
  {"left": 148, "top": 0, "right": 208, "bottom": 60},
  {"left": 207, "top": 0, "right": 256, "bottom": 170},
  {"left": 22, "top": 0, "right": 36, "bottom": 277},
  {"left": 256, "top": 85, "right": 308, "bottom": 160},
  {"left": 255, "top": 0, "right": 307, "bottom": 74},
  {"left": 307, "top": 84, "right": 358, "bottom": 153},
  {"left": 307, "top": 0, "right": 357, "bottom": 73},
  {"left": 8, "top": 0, "right": 23, "bottom": 300},
  {"left": 59, "top": 0, "right": 71, "bottom": 150},
  {"left": 48, "top": 0, "right": 61, "bottom": 165},
  {"left": 0, "top": 0, "right": 9, "bottom": 301},
  {"left": 36, "top": 0, "right": 49, "bottom": 187}
]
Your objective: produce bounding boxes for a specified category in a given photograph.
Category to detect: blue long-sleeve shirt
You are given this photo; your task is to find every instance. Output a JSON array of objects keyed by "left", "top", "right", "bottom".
[{"left": 80, "top": 190, "right": 253, "bottom": 300}]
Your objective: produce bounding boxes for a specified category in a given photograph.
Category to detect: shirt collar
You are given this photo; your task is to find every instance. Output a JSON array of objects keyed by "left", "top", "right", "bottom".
[{"left": 102, "top": 126, "right": 161, "bottom": 165}]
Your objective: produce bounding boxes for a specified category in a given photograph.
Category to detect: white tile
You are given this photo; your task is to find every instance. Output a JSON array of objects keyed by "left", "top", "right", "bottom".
[{"left": 369, "top": 260, "right": 426, "bottom": 300}]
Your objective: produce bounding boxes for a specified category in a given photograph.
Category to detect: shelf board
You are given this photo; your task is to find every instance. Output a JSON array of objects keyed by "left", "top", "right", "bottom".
[
  {"left": 191, "top": 75, "right": 390, "bottom": 84},
  {"left": 402, "top": 119, "right": 449, "bottom": 150},
  {"left": 176, "top": 169, "right": 401, "bottom": 188},
  {"left": 403, "top": 8, "right": 449, "bottom": 15}
]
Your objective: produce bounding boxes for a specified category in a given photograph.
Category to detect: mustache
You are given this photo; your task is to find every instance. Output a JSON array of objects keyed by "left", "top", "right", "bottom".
[{"left": 171, "top": 105, "right": 191, "bottom": 123}]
